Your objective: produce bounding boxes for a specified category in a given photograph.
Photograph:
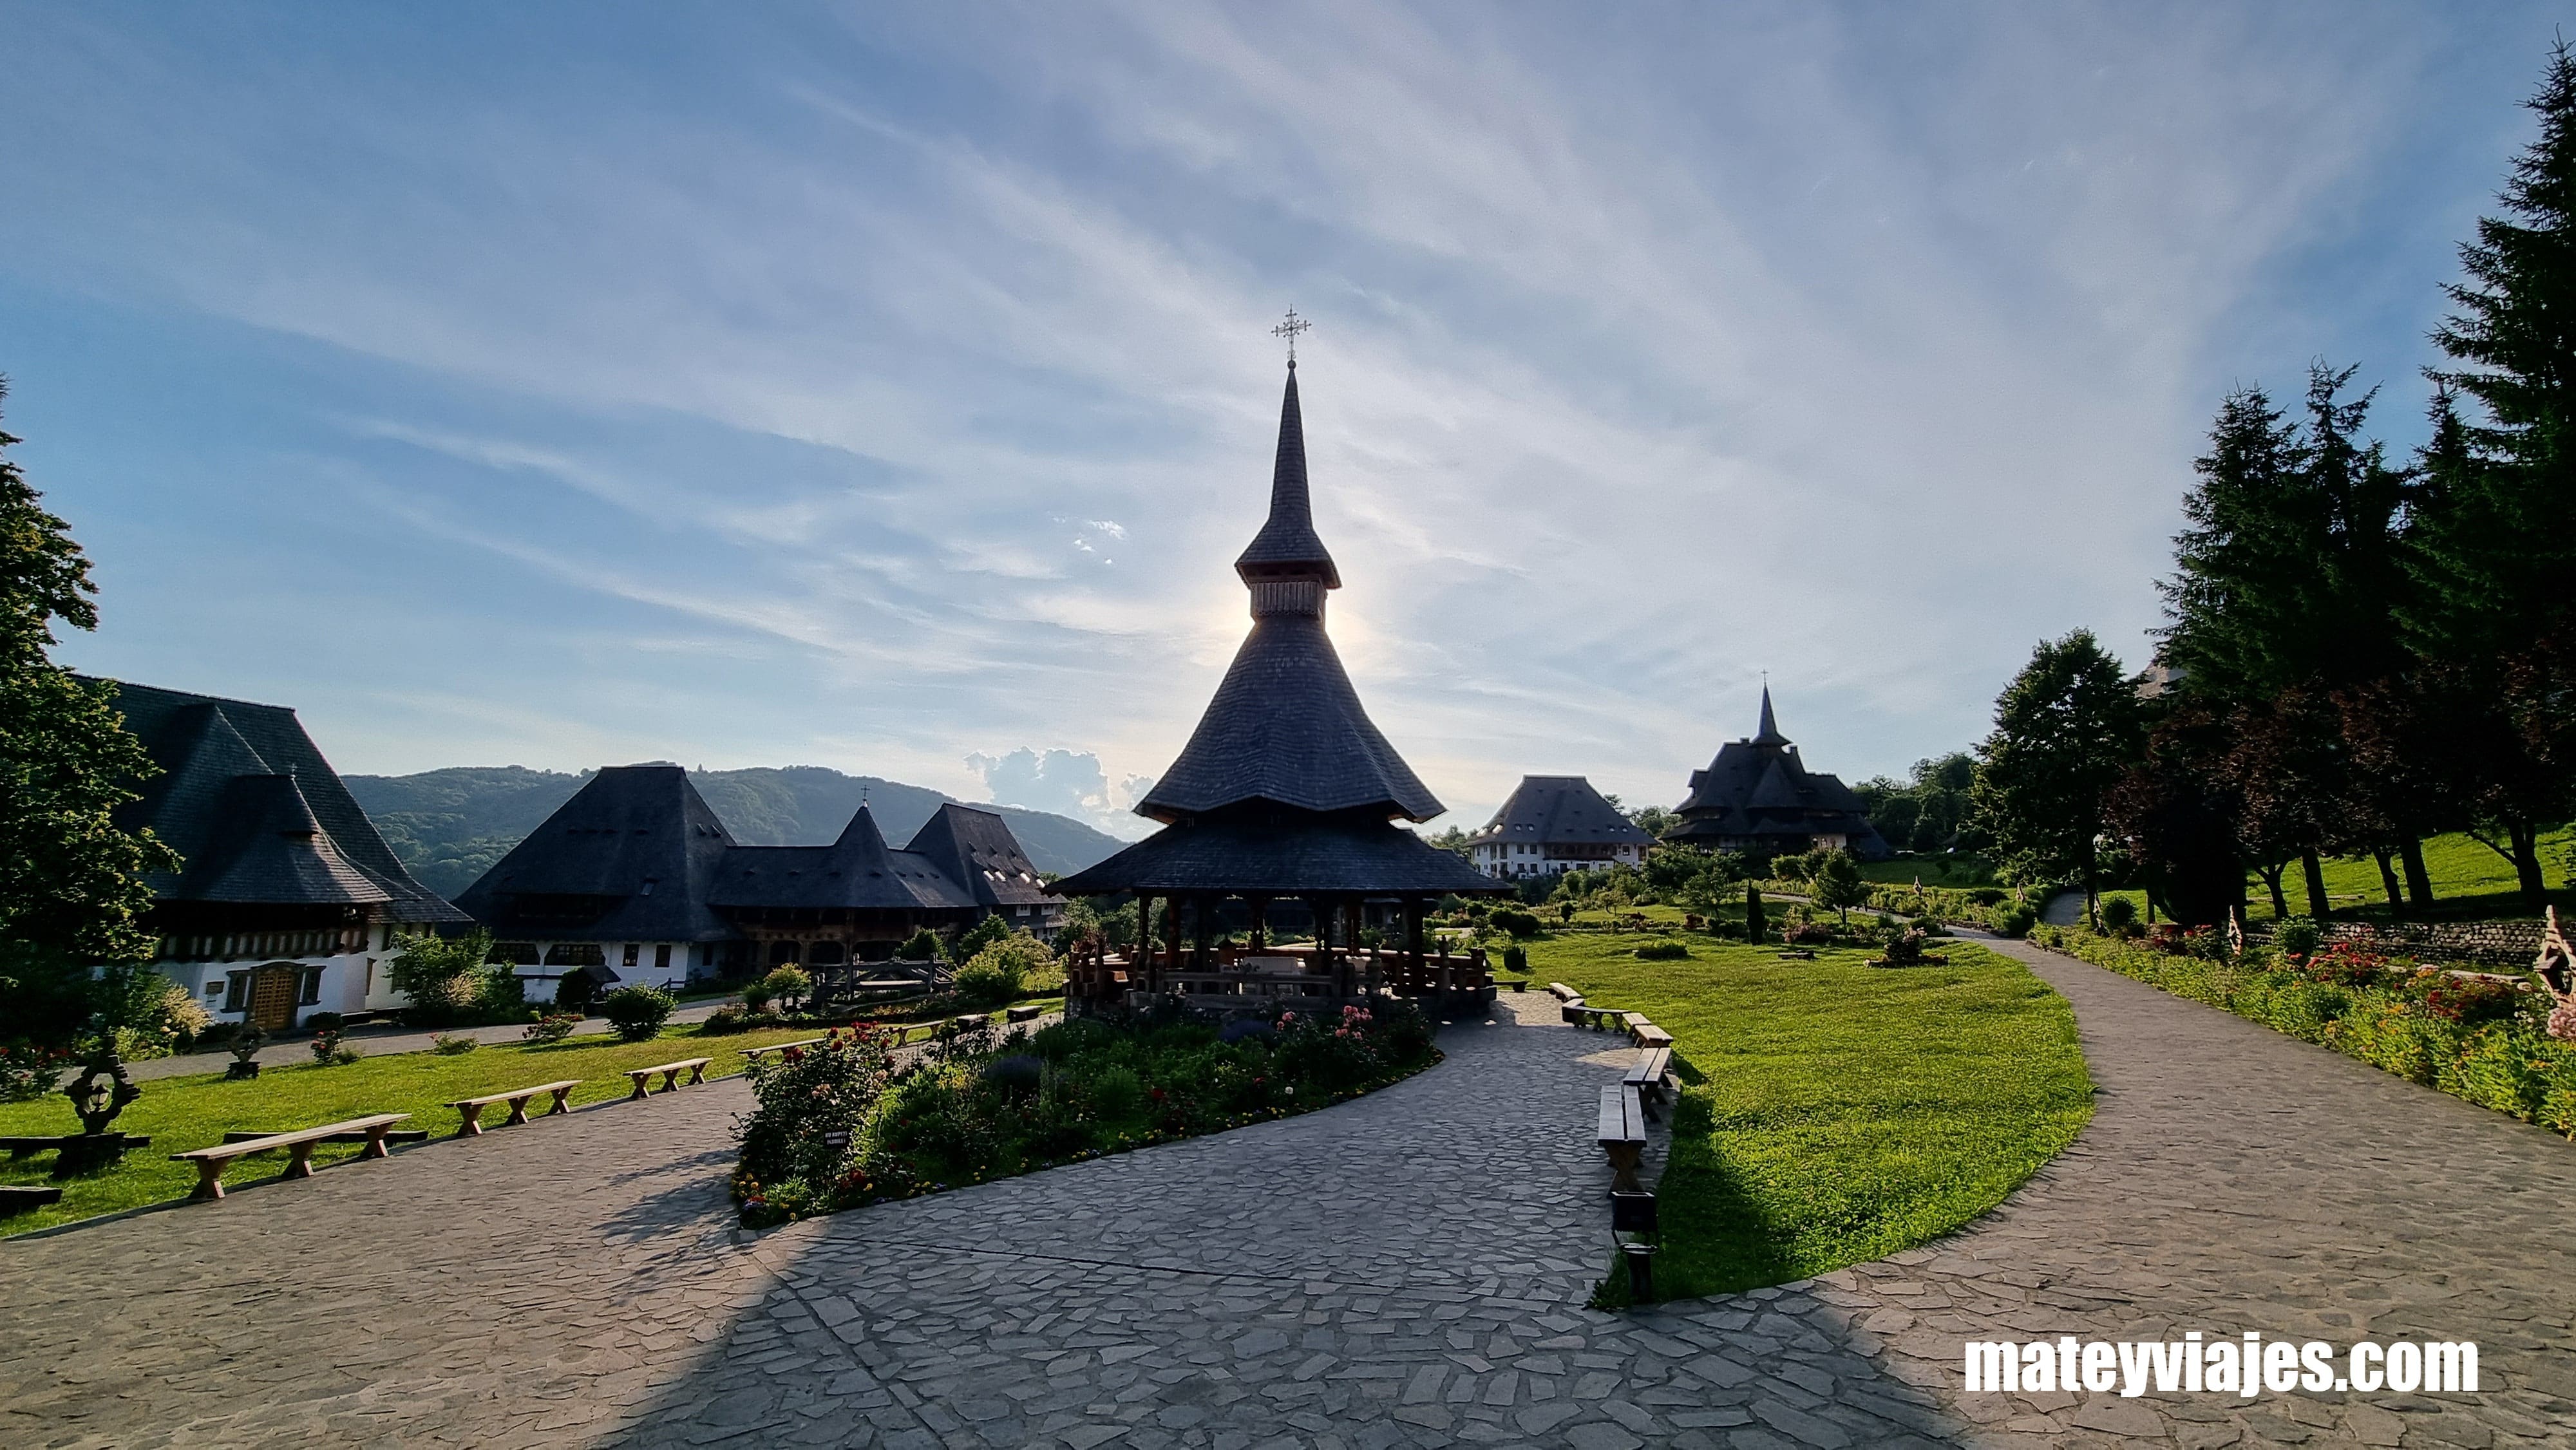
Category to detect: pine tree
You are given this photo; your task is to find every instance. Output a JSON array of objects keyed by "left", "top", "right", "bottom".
[{"left": 2412, "top": 40, "right": 2576, "bottom": 655}]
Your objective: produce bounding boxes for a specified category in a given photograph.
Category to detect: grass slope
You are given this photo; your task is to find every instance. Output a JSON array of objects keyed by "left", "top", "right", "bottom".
[
  {"left": 1526, "top": 932, "right": 2091, "bottom": 1300},
  {"left": 0, "top": 1021, "right": 837, "bottom": 1236},
  {"left": 2089, "top": 824, "right": 2574, "bottom": 925}
]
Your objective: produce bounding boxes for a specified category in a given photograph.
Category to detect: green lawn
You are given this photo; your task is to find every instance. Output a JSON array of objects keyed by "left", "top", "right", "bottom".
[
  {"left": 1, "top": 1021, "right": 848, "bottom": 1235},
  {"left": 1525, "top": 930, "right": 2092, "bottom": 1302},
  {"left": 2087, "top": 825, "right": 2573, "bottom": 926}
]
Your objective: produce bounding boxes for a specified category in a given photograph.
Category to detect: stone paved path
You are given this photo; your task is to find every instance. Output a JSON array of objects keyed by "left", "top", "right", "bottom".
[{"left": 6, "top": 951, "right": 2576, "bottom": 1447}]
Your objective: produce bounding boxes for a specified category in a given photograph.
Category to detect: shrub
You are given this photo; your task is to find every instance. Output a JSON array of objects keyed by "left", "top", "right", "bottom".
[
  {"left": 736, "top": 1026, "right": 901, "bottom": 1214},
  {"left": 1990, "top": 905, "right": 2037, "bottom": 939},
  {"left": 431, "top": 1033, "right": 478, "bottom": 1055},
  {"left": 981, "top": 1053, "right": 1045, "bottom": 1097},
  {"left": 2410, "top": 971, "right": 2526, "bottom": 1026},
  {"left": 2099, "top": 896, "right": 2139, "bottom": 933},
  {"left": 601, "top": 985, "right": 677, "bottom": 1042},
  {"left": 761, "top": 966, "right": 813, "bottom": 1012},
  {"left": 1501, "top": 944, "right": 1528, "bottom": 975},
  {"left": 896, "top": 928, "right": 943, "bottom": 961},
  {"left": 2273, "top": 916, "right": 2323, "bottom": 959},
  {"left": 1084, "top": 1064, "right": 1145, "bottom": 1121},
  {"left": 309, "top": 1021, "right": 350, "bottom": 1066},
  {"left": 522, "top": 1012, "right": 580, "bottom": 1045},
  {"left": 554, "top": 970, "right": 601, "bottom": 1013},
  {"left": 699, "top": 1004, "right": 755, "bottom": 1035},
  {"left": 1218, "top": 1017, "right": 1276, "bottom": 1045},
  {"left": 0, "top": 1040, "right": 70, "bottom": 1103},
  {"left": 739, "top": 981, "right": 776, "bottom": 1013},
  {"left": 1634, "top": 940, "right": 1691, "bottom": 961},
  {"left": 956, "top": 931, "right": 1056, "bottom": 1008},
  {"left": 951, "top": 915, "right": 1010, "bottom": 964},
  {"left": 1490, "top": 908, "right": 1542, "bottom": 939},
  {"left": 474, "top": 966, "right": 527, "bottom": 1021}
]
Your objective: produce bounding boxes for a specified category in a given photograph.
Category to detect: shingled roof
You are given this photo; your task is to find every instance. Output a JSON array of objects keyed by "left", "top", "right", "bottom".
[
  {"left": 1667, "top": 689, "right": 1891, "bottom": 859},
  {"left": 99, "top": 679, "right": 464, "bottom": 919},
  {"left": 1464, "top": 776, "right": 1653, "bottom": 849},
  {"left": 457, "top": 767, "right": 1054, "bottom": 940},
  {"left": 706, "top": 806, "right": 974, "bottom": 912},
  {"left": 453, "top": 764, "right": 742, "bottom": 941},
  {"left": 1053, "top": 809, "right": 1496, "bottom": 896},
  {"left": 1135, "top": 364, "right": 1442, "bottom": 825},
  {"left": 905, "top": 803, "right": 1056, "bottom": 909}
]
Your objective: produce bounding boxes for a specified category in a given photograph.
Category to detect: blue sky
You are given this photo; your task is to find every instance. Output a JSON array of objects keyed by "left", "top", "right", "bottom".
[{"left": 0, "top": 2, "right": 2559, "bottom": 838}]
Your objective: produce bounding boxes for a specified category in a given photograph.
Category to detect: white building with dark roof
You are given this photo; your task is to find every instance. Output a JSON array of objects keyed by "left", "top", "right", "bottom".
[
  {"left": 453, "top": 766, "right": 1060, "bottom": 994},
  {"left": 1463, "top": 776, "right": 1654, "bottom": 879},
  {"left": 99, "top": 679, "right": 469, "bottom": 1031}
]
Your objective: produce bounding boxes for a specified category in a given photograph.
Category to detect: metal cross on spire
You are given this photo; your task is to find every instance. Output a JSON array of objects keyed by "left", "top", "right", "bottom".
[{"left": 1271, "top": 307, "right": 1312, "bottom": 366}]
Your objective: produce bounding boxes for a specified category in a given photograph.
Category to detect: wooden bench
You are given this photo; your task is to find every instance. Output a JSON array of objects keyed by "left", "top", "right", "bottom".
[
  {"left": 1005, "top": 1004, "right": 1046, "bottom": 1024},
  {"left": 1624, "top": 1046, "right": 1674, "bottom": 1120},
  {"left": 1577, "top": 1006, "right": 1625, "bottom": 1032},
  {"left": 1596, "top": 1084, "right": 1647, "bottom": 1192},
  {"left": 222, "top": 1127, "right": 428, "bottom": 1147},
  {"left": 1631, "top": 1022, "right": 1674, "bottom": 1050},
  {"left": 739, "top": 1038, "right": 827, "bottom": 1064},
  {"left": 1558, "top": 996, "right": 1587, "bottom": 1025},
  {"left": 1548, "top": 982, "right": 1580, "bottom": 1002},
  {"left": 441, "top": 1079, "right": 583, "bottom": 1135},
  {"left": 3, "top": 1133, "right": 150, "bottom": 1160},
  {"left": 171, "top": 1114, "right": 410, "bottom": 1201},
  {"left": 623, "top": 1057, "right": 712, "bottom": 1100},
  {"left": 0, "top": 1183, "right": 64, "bottom": 1213}
]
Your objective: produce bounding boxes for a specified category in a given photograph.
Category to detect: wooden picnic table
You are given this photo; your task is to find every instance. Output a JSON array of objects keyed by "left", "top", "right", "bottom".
[
  {"left": 170, "top": 1114, "right": 411, "bottom": 1201},
  {"left": 740, "top": 1038, "right": 828, "bottom": 1063},
  {"left": 442, "top": 1078, "right": 583, "bottom": 1135}
]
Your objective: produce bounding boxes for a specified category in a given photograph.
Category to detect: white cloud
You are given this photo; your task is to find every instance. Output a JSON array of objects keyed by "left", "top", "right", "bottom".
[{"left": 0, "top": 0, "right": 2512, "bottom": 821}]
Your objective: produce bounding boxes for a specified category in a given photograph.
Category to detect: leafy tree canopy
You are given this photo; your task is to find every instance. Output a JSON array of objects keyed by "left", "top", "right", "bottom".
[{"left": 1971, "top": 630, "right": 2145, "bottom": 916}]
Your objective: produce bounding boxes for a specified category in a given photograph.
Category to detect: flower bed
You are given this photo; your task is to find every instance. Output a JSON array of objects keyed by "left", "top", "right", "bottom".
[
  {"left": 2058, "top": 930, "right": 2576, "bottom": 1136},
  {"left": 729, "top": 1001, "right": 1440, "bottom": 1227}
]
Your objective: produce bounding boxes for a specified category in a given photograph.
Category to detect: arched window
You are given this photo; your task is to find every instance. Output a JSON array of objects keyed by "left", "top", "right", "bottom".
[{"left": 768, "top": 940, "right": 802, "bottom": 966}]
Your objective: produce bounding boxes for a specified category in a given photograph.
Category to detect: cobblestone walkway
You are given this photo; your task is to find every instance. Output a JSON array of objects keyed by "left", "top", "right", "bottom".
[{"left": 6, "top": 952, "right": 2575, "bottom": 1448}]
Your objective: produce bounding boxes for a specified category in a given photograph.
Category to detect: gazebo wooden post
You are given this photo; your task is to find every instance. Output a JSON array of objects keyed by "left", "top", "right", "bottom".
[
  {"left": 1249, "top": 896, "right": 1268, "bottom": 951},
  {"left": 1309, "top": 894, "right": 1331, "bottom": 984},
  {"left": 1345, "top": 898, "right": 1364, "bottom": 998},
  {"left": 1403, "top": 898, "right": 1423, "bottom": 997},
  {"left": 1137, "top": 891, "right": 1156, "bottom": 995},
  {"left": 1193, "top": 894, "right": 1211, "bottom": 970}
]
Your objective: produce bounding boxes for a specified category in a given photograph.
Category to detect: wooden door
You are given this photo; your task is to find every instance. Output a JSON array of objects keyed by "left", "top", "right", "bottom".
[{"left": 249, "top": 965, "right": 299, "bottom": 1031}]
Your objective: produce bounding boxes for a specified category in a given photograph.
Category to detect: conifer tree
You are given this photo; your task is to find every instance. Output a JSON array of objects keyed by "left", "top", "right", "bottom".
[{"left": 2412, "top": 40, "right": 2576, "bottom": 657}]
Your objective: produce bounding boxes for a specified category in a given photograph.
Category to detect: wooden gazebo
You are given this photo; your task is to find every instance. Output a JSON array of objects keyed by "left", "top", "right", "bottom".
[{"left": 1050, "top": 356, "right": 1507, "bottom": 1018}]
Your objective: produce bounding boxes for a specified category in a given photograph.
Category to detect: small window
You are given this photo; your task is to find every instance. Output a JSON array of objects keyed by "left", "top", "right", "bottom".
[
  {"left": 223, "top": 972, "right": 249, "bottom": 1012},
  {"left": 654, "top": 943, "right": 672, "bottom": 970},
  {"left": 299, "top": 968, "right": 323, "bottom": 1005},
  {"left": 623, "top": 943, "right": 640, "bottom": 967},
  {"left": 203, "top": 980, "right": 222, "bottom": 997}
]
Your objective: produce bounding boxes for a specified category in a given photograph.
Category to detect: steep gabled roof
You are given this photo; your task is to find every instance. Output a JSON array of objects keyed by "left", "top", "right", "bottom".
[
  {"left": 708, "top": 806, "right": 974, "bottom": 911},
  {"left": 453, "top": 764, "right": 739, "bottom": 941},
  {"left": 1465, "top": 776, "right": 1653, "bottom": 848},
  {"left": 1139, "top": 612, "right": 1443, "bottom": 822},
  {"left": 1233, "top": 367, "right": 1340, "bottom": 588},
  {"left": 906, "top": 803, "right": 1054, "bottom": 908},
  {"left": 1053, "top": 809, "right": 1500, "bottom": 896},
  {"left": 184, "top": 775, "right": 392, "bottom": 905},
  {"left": 1667, "top": 690, "right": 1891, "bottom": 860},
  {"left": 1138, "top": 364, "right": 1443, "bottom": 825},
  {"left": 97, "top": 679, "right": 463, "bottom": 918}
]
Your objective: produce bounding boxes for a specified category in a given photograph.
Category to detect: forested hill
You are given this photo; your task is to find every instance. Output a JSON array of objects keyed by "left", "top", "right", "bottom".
[{"left": 342, "top": 765, "right": 1129, "bottom": 900}]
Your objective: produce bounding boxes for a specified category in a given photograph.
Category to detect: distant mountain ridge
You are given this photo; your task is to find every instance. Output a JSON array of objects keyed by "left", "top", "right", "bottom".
[{"left": 342, "top": 765, "right": 1128, "bottom": 900}]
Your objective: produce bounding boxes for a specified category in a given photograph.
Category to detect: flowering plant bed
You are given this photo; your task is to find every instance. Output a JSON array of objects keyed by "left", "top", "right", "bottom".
[
  {"left": 2060, "top": 930, "right": 2576, "bottom": 1136},
  {"left": 728, "top": 1001, "right": 1440, "bottom": 1227}
]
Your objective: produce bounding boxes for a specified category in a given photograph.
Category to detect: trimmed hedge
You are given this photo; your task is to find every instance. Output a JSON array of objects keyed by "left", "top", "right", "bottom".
[{"left": 2057, "top": 930, "right": 2576, "bottom": 1137}]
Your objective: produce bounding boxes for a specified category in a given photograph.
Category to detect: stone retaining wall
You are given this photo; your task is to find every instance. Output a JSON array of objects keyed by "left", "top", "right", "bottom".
[{"left": 2245, "top": 916, "right": 2543, "bottom": 968}]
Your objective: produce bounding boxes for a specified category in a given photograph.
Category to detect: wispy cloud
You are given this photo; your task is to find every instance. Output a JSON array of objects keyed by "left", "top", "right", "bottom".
[{"left": 0, "top": 1, "right": 2532, "bottom": 824}]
